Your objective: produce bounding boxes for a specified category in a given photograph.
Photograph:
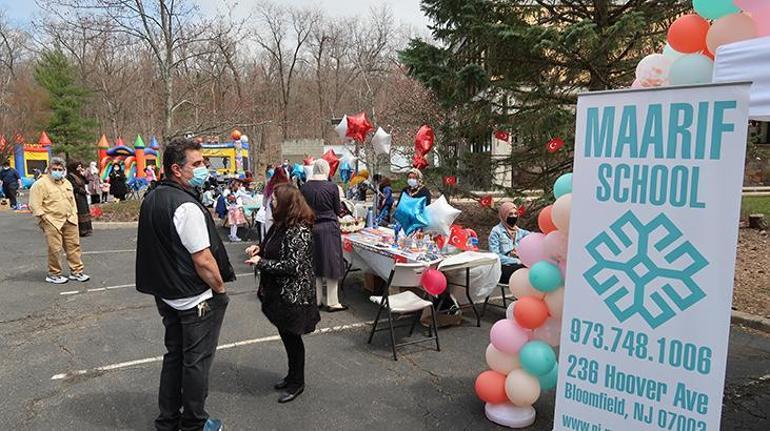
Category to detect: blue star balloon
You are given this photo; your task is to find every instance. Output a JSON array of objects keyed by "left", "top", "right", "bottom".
[
  {"left": 394, "top": 193, "right": 429, "bottom": 236},
  {"left": 339, "top": 161, "right": 352, "bottom": 183},
  {"left": 292, "top": 163, "right": 306, "bottom": 181}
]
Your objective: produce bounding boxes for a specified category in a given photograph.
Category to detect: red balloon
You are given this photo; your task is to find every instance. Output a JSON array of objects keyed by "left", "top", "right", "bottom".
[
  {"left": 514, "top": 297, "right": 550, "bottom": 330},
  {"left": 231, "top": 129, "right": 242, "bottom": 140},
  {"left": 412, "top": 154, "right": 428, "bottom": 170},
  {"left": 303, "top": 156, "right": 315, "bottom": 166},
  {"left": 345, "top": 112, "right": 373, "bottom": 143},
  {"left": 475, "top": 370, "right": 508, "bottom": 404},
  {"left": 322, "top": 149, "right": 340, "bottom": 177},
  {"left": 422, "top": 268, "right": 447, "bottom": 296},
  {"left": 414, "top": 125, "right": 435, "bottom": 156},
  {"left": 668, "top": 14, "right": 710, "bottom": 53},
  {"left": 538, "top": 205, "right": 557, "bottom": 234}
]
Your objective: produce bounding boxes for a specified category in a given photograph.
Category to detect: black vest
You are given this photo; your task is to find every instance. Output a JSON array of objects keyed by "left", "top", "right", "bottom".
[{"left": 136, "top": 180, "right": 236, "bottom": 299}]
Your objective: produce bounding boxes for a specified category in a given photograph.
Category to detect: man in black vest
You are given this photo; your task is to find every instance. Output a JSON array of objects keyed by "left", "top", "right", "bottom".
[{"left": 136, "top": 137, "right": 236, "bottom": 431}]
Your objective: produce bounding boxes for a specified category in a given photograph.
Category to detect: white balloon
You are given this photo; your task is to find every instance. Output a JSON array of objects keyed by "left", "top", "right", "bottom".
[
  {"left": 371, "top": 127, "right": 392, "bottom": 156},
  {"left": 425, "top": 195, "right": 461, "bottom": 236},
  {"left": 485, "top": 343, "right": 521, "bottom": 375},
  {"left": 662, "top": 43, "right": 684, "bottom": 61},
  {"left": 533, "top": 317, "right": 562, "bottom": 347},
  {"left": 484, "top": 402, "right": 536, "bottom": 429},
  {"left": 552, "top": 194, "right": 572, "bottom": 232},
  {"left": 335, "top": 115, "right": 349, "bottom": 140},
  {"left": 240, "top": 134, "right": 249, "bottom": 143}
]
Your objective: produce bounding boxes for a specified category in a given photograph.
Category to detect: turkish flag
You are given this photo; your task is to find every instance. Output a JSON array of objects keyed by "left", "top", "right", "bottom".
[
  {"left": 448, "top": 225, "right": 468, "bottom": 249},
  {"left": 517, "top": 205, "right": 527, "bottom": 217},
  {"left": 479, "top": 195, "right": 493, "bottom": 208},
  {"left": 546, "top": 137, "right": 565, "bottom": 153},
  {"left": 443, "top": 176, "right": 457, "bottom": 186},
  {"left": 494, "top": 130, "right": 510, "bottom": 141}
]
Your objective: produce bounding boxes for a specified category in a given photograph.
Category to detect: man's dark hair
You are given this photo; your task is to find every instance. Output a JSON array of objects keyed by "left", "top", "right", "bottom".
[{"left": 163, "top": 137, "right": 202, "bottom": 174}]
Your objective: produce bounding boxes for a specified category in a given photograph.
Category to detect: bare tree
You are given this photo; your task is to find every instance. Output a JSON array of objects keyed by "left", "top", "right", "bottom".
[{"left": 253, "top": 1, "right": 320, "bottom": 140}]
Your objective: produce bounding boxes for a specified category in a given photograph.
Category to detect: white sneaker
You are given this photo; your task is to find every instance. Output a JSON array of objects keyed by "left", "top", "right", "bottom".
[
  {"left": 46, "top": 274, "right": 69, "bottom": 284},
  {"left": 69, "top": 272, "right": 91, "bottom": 282},
  {"left": 230, "top": 236, "right": 242, "bottom": 242}
]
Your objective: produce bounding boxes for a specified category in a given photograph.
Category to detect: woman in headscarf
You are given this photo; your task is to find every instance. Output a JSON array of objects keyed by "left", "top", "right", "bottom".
[
  {"left": 65, "top": 160, "right": 93, "bottom": 237},
  {"left": 85, "top": 161, "right": 101, "bottom": 204},
  {"left": 245, "top": 183, "right": 320, "bottom": 403},
  {"left": 109, "top": 162, "right": 127, "bottom": 201},
  {"left": 488, "top": 202, "right": 531, "bottom": 284},
  {"left": 397, "top": 168, "right": 431, "bottom": 206},
  {"left": 300, "top": 159, "right": 346, "bottom": 312}
]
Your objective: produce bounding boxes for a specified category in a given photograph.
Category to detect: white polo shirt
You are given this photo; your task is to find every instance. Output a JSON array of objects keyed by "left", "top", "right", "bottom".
[{"left": 161, "top": 202, "right": 213, "bottom": 310}]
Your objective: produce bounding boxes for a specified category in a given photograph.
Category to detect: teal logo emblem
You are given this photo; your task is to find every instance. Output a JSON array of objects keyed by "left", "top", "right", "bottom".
[{"left": 584, "top": 211, "right": 708, "bottom": 329}]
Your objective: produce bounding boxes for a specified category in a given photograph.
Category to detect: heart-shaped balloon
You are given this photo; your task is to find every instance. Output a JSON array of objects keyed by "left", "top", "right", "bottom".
[
  {"left": 345, "top": 112, "right": 373, "bottom": 143},
  {"left": 414, "top": 125, "right": 435, "bottom": 156}
]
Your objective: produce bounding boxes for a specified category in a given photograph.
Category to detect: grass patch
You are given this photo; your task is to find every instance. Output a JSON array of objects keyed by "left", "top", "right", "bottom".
[
  {"left": 96, "top": 200, "right": 142, "bottom": 222},
  {"left": 742, "top": 195, "right": 770, "bottom": 219}
]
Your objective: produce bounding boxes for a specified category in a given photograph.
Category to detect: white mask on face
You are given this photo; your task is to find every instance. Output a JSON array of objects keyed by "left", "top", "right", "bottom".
[{"left": 407, "top": 178, "right": 419, "bottom": 188}]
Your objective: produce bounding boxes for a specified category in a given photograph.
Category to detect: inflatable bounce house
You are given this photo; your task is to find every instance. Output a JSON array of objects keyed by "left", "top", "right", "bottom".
[
  {"left": 200, "top": 133, "right": 250, "bottom": 175},
  {"left": 98, "top": 134, "right": 159, "bottom": 186},
  {"left": 2, "top": 132, "right": 52, "bottom": 186}
]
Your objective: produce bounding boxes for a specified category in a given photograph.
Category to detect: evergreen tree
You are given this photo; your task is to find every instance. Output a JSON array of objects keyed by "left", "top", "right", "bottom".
[
  {"left": 400, "top": 0, "right": 689, "bottom": 203},
  {"left": 34, "top": 50, "right": 97, "bottom": 161}
]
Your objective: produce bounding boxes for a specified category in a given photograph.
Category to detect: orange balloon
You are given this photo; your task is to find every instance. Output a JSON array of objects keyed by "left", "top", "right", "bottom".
[
  {"left": 538, "top": 205, "right": 557, "bottom": 234},
  {"left": 475, "top": 370, "right": 509, "bottom": 404},
  {"left": 231, "top": 129, "right": 242, "bottom": 140},
  {"left": 668, "top": 14, "right": 710, "bottom": 53},
  {"left": 514, "top": 297, "right": 550, "bottom": 330}
]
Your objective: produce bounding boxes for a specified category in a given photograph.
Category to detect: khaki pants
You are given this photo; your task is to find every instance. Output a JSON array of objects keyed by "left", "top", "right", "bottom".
[{"left": 40, "top": 219, "right": 84, "bottom": 275}]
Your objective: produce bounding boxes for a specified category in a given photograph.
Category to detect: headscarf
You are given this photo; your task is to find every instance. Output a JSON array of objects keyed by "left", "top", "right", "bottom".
[
  {"left": 498, "top": 202, "right": 518, "bottom": 234},
  {"left": 407, "top": 168, "right": 423, "bottom": 188},
  {"left": 311, "top": 159, "right": 330, "bottom": 181},
  {"left": 89, "top": 161, "right": 98, "bottom": 175}
]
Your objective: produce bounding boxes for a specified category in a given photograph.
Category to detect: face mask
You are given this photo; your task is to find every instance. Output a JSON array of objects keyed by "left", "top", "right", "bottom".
[
  {"left": 266, "top": 169, "right": 274, "bottom": 179},
  {"left": 188, "top": 166, "right": 210, "bottom": 187},
  {"left": 51, "top": 170, "right": 65, "bottom": 180},
  {"left": 407, "top": 178, "right": 419, "bottom": 188},
  {"left": 506, "top": 216, "right": 518, "bottom": 227}
]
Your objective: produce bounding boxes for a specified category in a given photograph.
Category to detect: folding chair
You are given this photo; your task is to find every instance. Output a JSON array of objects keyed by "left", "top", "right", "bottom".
[
  {"left": 367, "top": 262, "right": 441, "bottom": 361},
  {"left": 482, "top": 282, "right": 514, "bottom": 317}
]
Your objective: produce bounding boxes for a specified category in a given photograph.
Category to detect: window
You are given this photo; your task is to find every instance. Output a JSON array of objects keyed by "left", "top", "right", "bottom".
[
  {"left": 26, "top": 160, "right": 47, "bottom": 174},
  {"left": 207, "top": 156, "right": 230, "bottom": 171}
]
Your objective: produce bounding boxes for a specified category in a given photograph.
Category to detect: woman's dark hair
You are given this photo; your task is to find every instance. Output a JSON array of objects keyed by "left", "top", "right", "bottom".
[
  {"left": 163, "top": 137, "right": 201, "bottom": 174},
  {"left": 272, "top": 183, "right": 314, "bottom": 227},
  {"left": 379, "top": 176, "right": 391, "bottom": 190},
  {"left": 66, "top": 159, "right": 83, "bottom": 175}
]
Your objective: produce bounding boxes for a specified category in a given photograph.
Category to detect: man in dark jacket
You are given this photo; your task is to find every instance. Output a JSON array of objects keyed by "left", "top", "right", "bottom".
[
  {"left": 136, "top": 138, "right": 235, "bottom": 431},
  {"left": 0, "top": 161, "right": 21, "bottom": 209}
]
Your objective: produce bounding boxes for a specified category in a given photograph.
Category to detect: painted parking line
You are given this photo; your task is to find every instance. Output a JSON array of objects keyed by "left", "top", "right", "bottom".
[
  {"left": 59, "top": 273, "right": 255, "bottom": 296},
  {"left": 51, "top": 321, "right": 370, "bottom": 381},
  {"left": 80, "top": 242, "right": 252, "bottom": 256}
]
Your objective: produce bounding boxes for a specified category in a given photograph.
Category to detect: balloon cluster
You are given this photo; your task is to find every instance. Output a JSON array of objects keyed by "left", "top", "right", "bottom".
[
  {"left": 633, "top": 0, "right": 768, "bottom": 88},
  {"left": 474, "top": 172, "right": 573, "bottom": 429}
]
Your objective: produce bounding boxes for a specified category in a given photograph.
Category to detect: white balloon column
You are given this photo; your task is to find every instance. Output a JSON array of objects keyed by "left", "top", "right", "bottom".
[{"left": 475, "top": 173, "right": 573, "bottom": 429}]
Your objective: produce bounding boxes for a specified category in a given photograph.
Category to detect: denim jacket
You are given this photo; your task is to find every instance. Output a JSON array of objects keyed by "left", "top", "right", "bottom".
[{"left": 488, "top": 223, "right": 530, "bottom": 266}]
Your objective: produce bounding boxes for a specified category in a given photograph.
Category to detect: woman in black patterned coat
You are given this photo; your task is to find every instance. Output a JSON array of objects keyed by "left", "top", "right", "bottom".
[{"left": 246, "top": 183, "right": 320, "bottom": 403}]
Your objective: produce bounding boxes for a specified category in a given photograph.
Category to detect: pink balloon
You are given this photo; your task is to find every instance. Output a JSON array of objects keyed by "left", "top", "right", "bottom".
[
  {"left": 517, "top": 233, "right": 551, "bottom": 268},
  {"left": 533, "top": 317, "right": 562, "bottom": 347},
  {"left": 543, "top": 231, "right": 568, "bottom": 262},
  {"left": 558, "top": 260, "right": 567, "bottom": 279},
  {"left": 421, "top": 268, "right": 447, "bottom": 296},
  {"left": 490, "top": 319, "right": 530, "bottom": 355},
  {"left": 706, "top": 13, "right": 758, "bottom": 54},
  {"left": 509, "top": 268, "right": 546, "bottom": 300},
  {"left": 734, "top": 0, "right": 767, "bottom": 12},
  {"left": 750, "top": 7, "right": 770, "bottom": 36}
]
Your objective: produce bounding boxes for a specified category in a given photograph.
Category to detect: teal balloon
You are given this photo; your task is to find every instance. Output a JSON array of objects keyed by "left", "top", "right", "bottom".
[
  {"left": 394, "top": 194, "right": 429, "bottom": 235},
  {"left": 693, "top": 0, "right": 739, "bottom": 20},
  {"left": 528, "top": 261, "right": 564, "bottom": 293},
  {"left": 538, "top": 363, "right": 558, "bottom": 391},
  {"left": 291, "top": 163, "right": 305, "bottom": 180},
  {"left": 669, "top": 54, "right": 714, "bottom": 86},
  {"left": 519, "top": 340, "right": 557, "bottom": 377},
  {"left": 553, "top": 173, "right": 573, "bottom": 199}
]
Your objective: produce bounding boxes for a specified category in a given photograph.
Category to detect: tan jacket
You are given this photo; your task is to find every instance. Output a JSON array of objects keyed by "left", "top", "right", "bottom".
[{"left": 29, "top": 174, "right": 78, "bottom": 229}]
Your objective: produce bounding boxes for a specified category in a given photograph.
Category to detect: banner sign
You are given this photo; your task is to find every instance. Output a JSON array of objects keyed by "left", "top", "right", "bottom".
[{"left": 554, "top": 83, "right": 751, "bottom": 431}]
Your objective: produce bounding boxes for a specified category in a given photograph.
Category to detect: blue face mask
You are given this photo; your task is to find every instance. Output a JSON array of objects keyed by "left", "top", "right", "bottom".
[
  {"left": 266, "top": 169, "right": 274, "bottom": 179},
  {"left": 189, "top": 166, "right": 210, "bottom": 188},
  {"left": 51, "top": 170, "right": 65, "bottom": 181}
]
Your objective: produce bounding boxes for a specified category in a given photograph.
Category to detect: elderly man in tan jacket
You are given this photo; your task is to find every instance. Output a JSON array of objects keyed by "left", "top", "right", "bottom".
[{"left": 29, "top": 157, "right": 90, "bottom": 284}]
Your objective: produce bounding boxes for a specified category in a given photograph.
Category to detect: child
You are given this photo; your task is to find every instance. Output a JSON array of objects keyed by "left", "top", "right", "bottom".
[
  {"left": 100, "top": 181, "right": 111, "bottom": 203},
  {"left": 226, "top": 192, "right": 246, "bottom": 242}
]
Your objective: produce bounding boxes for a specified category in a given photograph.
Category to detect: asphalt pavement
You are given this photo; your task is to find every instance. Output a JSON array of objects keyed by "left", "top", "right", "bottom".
[{"left": 1, "top": 209, "right": 769, "bottom": 430}]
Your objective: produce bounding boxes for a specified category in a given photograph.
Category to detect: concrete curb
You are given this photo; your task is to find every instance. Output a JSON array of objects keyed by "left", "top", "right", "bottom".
[
  {"left": 93, "top": 222, "right": 138, "bottom": 229},
  {"left": 732, "top": 310, "right": 770, "bottom": 333}
]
